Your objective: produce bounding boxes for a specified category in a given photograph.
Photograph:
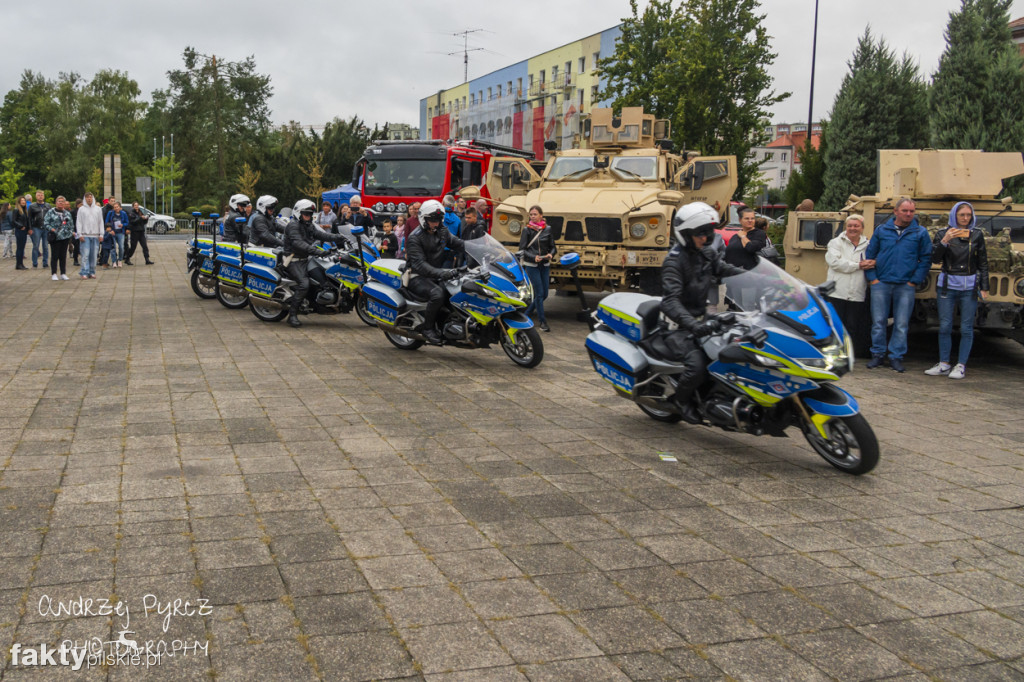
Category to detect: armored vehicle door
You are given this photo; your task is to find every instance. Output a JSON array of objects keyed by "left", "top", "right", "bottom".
[
  {"left": 783, "top": 211, "right": 846, "bottom": 285},
  {"left": 673, "top": 156, "right": 739, "bottom": 217},
  {"left": 485, "top": 157, "right": 541, "bottom": 205}
]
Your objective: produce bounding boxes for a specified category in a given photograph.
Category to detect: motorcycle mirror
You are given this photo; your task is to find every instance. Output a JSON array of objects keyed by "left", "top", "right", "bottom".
[{"left": 817, "top": 280, "right": 837, "bottom": 297}]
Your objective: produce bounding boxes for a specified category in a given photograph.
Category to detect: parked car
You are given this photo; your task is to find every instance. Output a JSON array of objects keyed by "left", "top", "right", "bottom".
[{"left": 136, "top": 206, "right": 176, "bottom": 234}]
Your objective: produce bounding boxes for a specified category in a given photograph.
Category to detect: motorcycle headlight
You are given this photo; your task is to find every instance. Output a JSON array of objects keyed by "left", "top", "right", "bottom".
[
  {"left": 508, "top": 219, "right": 523, "bottom": 235},
  {"left": 518, "top": 279, "right": 534, "bottom": 303},
  {"left": 629, "top": 223, "right": 647, "bottom": 239},
  {"left": 374, "top": 202, "right": 385, "bottom": 212},
  {"left": 815, "top": 341, "right": 849, "bottom": 373}
]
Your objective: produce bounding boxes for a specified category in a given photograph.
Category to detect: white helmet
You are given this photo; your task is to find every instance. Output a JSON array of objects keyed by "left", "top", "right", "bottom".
[
  {"left": 420, "top": 199, "right": 444, "bottom": 222},
  {"left": 229, "top": 193, "right": 251, "bottom": 210},
  {"left": 672, "top": 202, "right": 719, "bottom": 247},
  {"left": 293, "top": 199, "right": 316, "bottom": 217},
  {"left": 256, "top": 195, "right": 277, "bottom": 215}
]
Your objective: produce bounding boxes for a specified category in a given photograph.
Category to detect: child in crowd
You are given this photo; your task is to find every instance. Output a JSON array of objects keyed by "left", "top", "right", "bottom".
[
  {"left": 100, "top": 226, "right": 115, "bottom": 268},
  {"left": 380, "top": 219, "right": 398, "bottom": 259},
  {"left": 395, "top": 215, "right": 407, "bottom": 258}
]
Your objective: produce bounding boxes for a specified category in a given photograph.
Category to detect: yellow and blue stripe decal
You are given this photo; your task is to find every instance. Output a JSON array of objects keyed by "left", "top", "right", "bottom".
[{"left": 597, "top": 304, "right": 643, "bottom": 342}]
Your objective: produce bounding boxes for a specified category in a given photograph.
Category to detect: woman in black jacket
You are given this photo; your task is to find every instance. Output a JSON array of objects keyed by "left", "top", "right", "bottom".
[
  {"left": 11, "top": 195, "right": 30, "bottom": 270},
  {"left": 723, "top": 207, "right": 766, "bottom": 270},
  {"left": 519, "top": 205, "right": 556, "bottom": 331},
  {"left": 924, "top": 201, "right": 989, "bottom": 380}
]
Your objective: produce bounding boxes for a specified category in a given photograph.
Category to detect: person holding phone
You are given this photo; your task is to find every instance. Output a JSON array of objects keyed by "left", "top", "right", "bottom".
[
  {"left": 924, "top": 201, "right": 989, "bottom": 379},
  {"left": 519, "top": 205, "right": 556, "bottom": 332}
]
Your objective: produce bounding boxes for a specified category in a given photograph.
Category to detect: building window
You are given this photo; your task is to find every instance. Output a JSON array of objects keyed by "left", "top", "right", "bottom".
[
  {"left": 780, "top": 169, "right": 786, "bottom": 179},
  {"left": 781, "top": 152, "right": 787, "bottom": 162},
  {"left": 462, "top": 96, "right": 466, "bottom": 110},
  {"left": 487, "top": 86, "right": 492, "bottom": 101},
  {"left": 578, "top": 88, "right": 584, "bottom": 107},
  {"left": 579, "top": 57, "right": 586, "bottom": 73},
  {"left": 591, "top": 85, "right": 599, "bottom": 102},
  {"left": 528, "top": 74, "right": 534, "bottom": 91},
  {"left": 539, "top": 70, "right": 546, "bottom": 84},
  {"left": 552, "top": 66, "right": 558, "bottom": 85},
  {"left": 593, "top": 51, "right": 600, "bottom": 68},
  {"left": 507, "top": 81, "right": 512, "bottom": 97},
  {"left": 517, "top": 77, "right": 523, "bottom": 97}
]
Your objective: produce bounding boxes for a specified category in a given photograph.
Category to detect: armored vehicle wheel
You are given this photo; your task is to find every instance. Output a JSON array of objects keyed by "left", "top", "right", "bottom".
[
  {"left": 801, "top": 414, "right": 879, "bottom": 475},
  {"left": 500, "top": 327, "right": 543, "bottom": 368},
  {"left": 249, "top": 298, "right": 288, "bottom": 323},
  {"left": 216, "top": 281, "right": 249, "bottom": 309},
  {"left": 190, "top": 269, "right": 217, "bottom": 299},
  {"left": 384, "top": 331, "right": 424, "bottom": 350}
]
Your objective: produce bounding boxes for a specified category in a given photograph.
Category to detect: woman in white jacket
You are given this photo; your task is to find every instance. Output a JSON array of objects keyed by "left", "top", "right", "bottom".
[
  {"left": 825, "top": 214, "right": 874, "bottom": 357},
  {"left": 76, "top": 192, "right": 105, "bottom": 279}
]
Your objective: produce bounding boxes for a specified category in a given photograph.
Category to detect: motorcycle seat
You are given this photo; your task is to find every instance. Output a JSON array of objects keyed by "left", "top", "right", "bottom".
[
  {"left": 637, "top": 299, "right": 663, "bottom": 338},
  {"left": 401, "top": 287, "right": 427, "bottom": 302}
]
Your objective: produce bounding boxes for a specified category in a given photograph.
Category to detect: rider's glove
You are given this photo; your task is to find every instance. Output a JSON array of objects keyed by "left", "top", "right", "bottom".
[
  {"left": 441, "top": 269, "right": 460, "bottom": 280},
  {"left": 691, "top": 320, "right": 720, "bottom": 338}
]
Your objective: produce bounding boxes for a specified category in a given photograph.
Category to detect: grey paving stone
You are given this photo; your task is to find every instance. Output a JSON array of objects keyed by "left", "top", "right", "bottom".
[
  {"left": 858, "top": 618, "right": 992, "bottom": 670},
  {"left": 654, "top": 598, "right": 764, "bottom": 644},
  {"left": 198, "top": 565, "right": 285, "bottom": 605},
  {"left": 461, "top": 577, "right": 558, "bottom": 619},
  {"left": 726, "top": 589, "right": 841, "bottom": 635},
  {"left": 489, "top": 613, "right": 602, "bottom": 663},
  {"left": 432, "top": 548, "right": 524, "bottom": 583},
  {"left": 357, "top": 553, "right": 447, "bottom": 589},
  {"left": 308, "top": 631, "right": 416, "bottom": 681},
  {"left": 401, "top": 620, "right": 513, "bottom": 673},
  {"left": 378, "top": 584, "right": 477, "bottom": 627},
  {"left": 521, "top": 656, "right": 631, "bottom": 681},
  {"left": 293, "top": 592, "right": 389, "bottom": 635},
  {"left": 705, "top": 637, "right": 830, "bottom": 681},
  {"left": 571, "top": 605, "right": 686, "bottom": 654}
]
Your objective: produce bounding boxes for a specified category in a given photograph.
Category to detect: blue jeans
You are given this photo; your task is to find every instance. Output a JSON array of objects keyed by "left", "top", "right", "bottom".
[
  {"left": 112, "top": 233, "right": 125, "bottom": 264},
  {"left": 936, "top": 288, "right": 978, "bottom": 366},
  {"left": 80, "top": 237, "right": 99, "bottom": 277},
  {"left": 869, "top": 281, "right": 916, "bottom": 360},
  {"left": 524, "top": 264, "right": 550, "bottom": 324},
  {"left": 29, "top": 229, "right": 49, "bottom": 266}
]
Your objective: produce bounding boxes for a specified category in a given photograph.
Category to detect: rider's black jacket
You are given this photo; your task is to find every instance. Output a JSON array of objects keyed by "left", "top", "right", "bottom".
[
  {"left": 283, "top": 218, "right": 345, "bottom": 258},
  {"left": 660, "top": 243, "right": 744, "bottom": 333},
  {"left": 223, "top": 210, "right": 248, "bottom": 243},
  {"left": 249, "top": 213, "right": 283, "bottom": 248},
  {"left": 406, "top": 225, "right": 465, "bottom": 278}
]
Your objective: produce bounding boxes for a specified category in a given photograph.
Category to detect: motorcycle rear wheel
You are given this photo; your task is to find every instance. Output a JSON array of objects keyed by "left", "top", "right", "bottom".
[
  {"left": 500, "top": 326, "right": 543, "bottom": 368},
  {"left": 249, "top": 298, "right": 288, "bottom": 323},
  {"left": 190, "top": 269, "right": 217, "bottom": 299},
  {"left": 216, "top": 281, "right": 249, "bottom": 309},
  {"left": 355, "top": 293, "right": 377, "bottom": 327},
  {"left": 384, "top": 330, "right": 424, "bottom": 350},
  {"left": 801, "top": 413, "right": 879, "bottom": 475},
  {"left": 638, "top": 401, "right": 683, "bottom": 423}
]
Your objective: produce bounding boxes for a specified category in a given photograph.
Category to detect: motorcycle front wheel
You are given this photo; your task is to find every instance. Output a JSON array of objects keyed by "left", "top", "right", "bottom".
[
  {"left": 500, "top": 326, "right": 543, "bottom": 368},
  {"left": 355, "top": 293, "right": 378, "bottom": 327},
  {"left": 216, "top": 281, "right": 249, "bottom": 309},
  {"left": 801, "top": 413, "right": 879, "bottom": 475},
  {"left": 249, "top": 298, "right": 288, "bottom": 323},
  {"left": 190, "top": 269, "right": 216, "bottom": 299}
]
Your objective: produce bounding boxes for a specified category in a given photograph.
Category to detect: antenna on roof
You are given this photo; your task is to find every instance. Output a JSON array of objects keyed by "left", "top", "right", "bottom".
[{"left": 449, "top": 29, "right": 486, "bottom": 83}]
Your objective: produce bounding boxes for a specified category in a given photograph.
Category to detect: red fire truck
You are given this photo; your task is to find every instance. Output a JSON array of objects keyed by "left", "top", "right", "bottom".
[{"left": 351, "top": 139, "right": 534, "bottom": 227}]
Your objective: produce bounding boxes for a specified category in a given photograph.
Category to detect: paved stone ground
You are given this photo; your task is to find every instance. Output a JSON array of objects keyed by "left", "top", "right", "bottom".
[{"left": 1, "top": 242, "right": 1023, "bottom": 681}]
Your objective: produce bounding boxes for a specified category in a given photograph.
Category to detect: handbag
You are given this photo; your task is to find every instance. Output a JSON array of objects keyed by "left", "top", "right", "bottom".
[
  {"left": 758, "top": 243, "right": 781, "bottom": 265},
  {"left": 47, "top": 229, "right": 56, "bottom": 244}
]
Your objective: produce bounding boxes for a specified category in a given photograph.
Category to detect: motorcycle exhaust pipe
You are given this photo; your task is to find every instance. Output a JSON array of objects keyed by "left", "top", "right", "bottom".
[
  {"left": 380, "top": 323, "right": 428, "bottom": 342},
  {"left": 248, "top": 295, "right": 283, "bottom": 311},
  {"left": 219, "top": 283, "right": 245, "bottom": 297}
]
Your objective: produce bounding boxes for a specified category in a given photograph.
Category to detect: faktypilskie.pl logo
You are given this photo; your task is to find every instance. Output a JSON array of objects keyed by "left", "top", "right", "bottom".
[{"left": 8, "top": 593, "right": 212, "bottom": 670}]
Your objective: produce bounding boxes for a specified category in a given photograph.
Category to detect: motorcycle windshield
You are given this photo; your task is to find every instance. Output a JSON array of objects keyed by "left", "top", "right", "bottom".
[
  {"left": 721, "top": 258, "right": 813, "bottom": 315},
  {"left": 465, "top": 234, "right": 515, "bottom": 268}
]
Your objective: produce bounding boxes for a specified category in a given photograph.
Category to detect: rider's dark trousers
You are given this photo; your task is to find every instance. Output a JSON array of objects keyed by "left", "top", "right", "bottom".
[{"left": 408, "top": 276, "right": 446, "bottom": 329}]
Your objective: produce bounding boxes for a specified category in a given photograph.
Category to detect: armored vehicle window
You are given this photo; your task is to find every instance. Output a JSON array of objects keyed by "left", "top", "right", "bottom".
[
  {"left": 798, "top": 219, "right": 837, "bottom": 243},
  {"left": 549, "top": 156, "right": 595, "bottom": 180},
  {"left": 450, "top": 158, "right": 483, "bottom": 192},
  {"left": 592, "top": 126, "right": 613, "bottom": 144},
  {"left": 984, "top": 216, "right": 1024, "bottom": 241},
  {"left": 618, "top": 125, "right": 639, "bottom": 143},
  {"left": 611, "top": 156, "right": 658, "bottom": 180},
  {"left": 700, "top": 160, "right": 729, "bottom": 182}
]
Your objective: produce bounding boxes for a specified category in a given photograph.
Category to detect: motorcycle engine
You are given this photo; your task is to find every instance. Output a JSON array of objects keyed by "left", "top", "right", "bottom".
[{"left": 443, "top": 321, "right": 466, "bottom": 340}]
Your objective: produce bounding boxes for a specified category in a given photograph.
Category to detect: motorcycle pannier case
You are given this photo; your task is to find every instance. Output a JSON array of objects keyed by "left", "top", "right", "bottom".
[
  {"left": 585, "top": 330, "right": 650, "bottom": 396},
  {"left": 243, "top": 263, "right": 279, "bottom": 299},
  {"left": 367, "top": 259, "right": 407, "bottom": 290},
  {"left": 361, "top": 281, "right": 406, "bottom": 325},
  {"left": 596, "top": 293, "right": 659, "bottom": 342},
  {"left": 244, "top": 246, "right": 279, "bottom": 269}
]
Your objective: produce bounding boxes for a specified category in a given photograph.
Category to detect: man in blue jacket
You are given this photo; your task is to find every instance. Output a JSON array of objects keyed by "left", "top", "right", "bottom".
[{"left": 863, "top": 198, "right": 933, "bottom": 372}]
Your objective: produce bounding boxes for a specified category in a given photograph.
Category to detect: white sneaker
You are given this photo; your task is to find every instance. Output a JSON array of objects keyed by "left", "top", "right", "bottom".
[
  {"left": 60, "top": 274, "right": 69, "bottom": 280},
  {"left": 949, "top": 364, "right": 966, "bottom": 379},
  {"left": 924, "top": 362, "right": 950, "bottom": 376},
  {"left": 51, "top": 274, "right": 58, "bottom": 281}
]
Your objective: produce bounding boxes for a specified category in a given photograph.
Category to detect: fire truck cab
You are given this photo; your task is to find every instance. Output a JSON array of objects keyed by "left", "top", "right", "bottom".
[{"left": 352, "top": 139, "right": 534, "bottom": 226}]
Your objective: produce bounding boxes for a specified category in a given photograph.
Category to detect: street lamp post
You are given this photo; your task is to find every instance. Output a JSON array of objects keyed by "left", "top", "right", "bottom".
[{"left": 807, "top": 0, "right": 820, "bottom": 143}]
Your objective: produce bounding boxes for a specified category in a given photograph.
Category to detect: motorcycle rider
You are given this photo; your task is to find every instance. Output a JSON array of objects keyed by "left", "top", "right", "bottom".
[
  {"left": 223, "top": 194, "right": 252, "bottom": 243},
  {"left": 249, "top": 195, "right": 283, "bottom": 248},
  {"left": 283, "top": 199, "right": 347, "bottom": 328},
  {"left": 405, "top": 199, "right": 466, "bottom": 345},
  {"left": 658, "top": 202, "right": 746, "bottom": 424}
]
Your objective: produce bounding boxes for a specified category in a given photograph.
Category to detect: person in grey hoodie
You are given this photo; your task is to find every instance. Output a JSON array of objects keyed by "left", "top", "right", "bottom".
[{"left": 76, "top": 193, "right": 105, "bottom": 279}]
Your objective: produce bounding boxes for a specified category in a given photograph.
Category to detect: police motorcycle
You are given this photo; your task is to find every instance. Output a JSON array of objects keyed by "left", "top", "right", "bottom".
[
  {"left": 214, "top": 196, "right": 292, "bottom": 310},
  {"left": 360, "top": 232, "right": 544, "bottom": 368},
  {"left": 584, "top": 258, "right": 879, "bottom": 474},
  {"left": 185, "top": 211, "right": 221, "bottom": 299},
  {"left": 244, "top": 213, "right": 380, "bottom": 326}
]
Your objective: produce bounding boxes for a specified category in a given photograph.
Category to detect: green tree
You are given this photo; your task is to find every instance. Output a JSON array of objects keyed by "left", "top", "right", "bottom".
[
  {"left": 930, "top": 0, "right": 1024, "bottom": 155},
  {"left": 598, "top": 0, "right": 788, "bottom": 198},
  {"left": 0, "top": 158, "right": 24, "bottom": 204},
  {"left": 784, "top": 122, "right": 828, "bottom": 208},
  {"left": 0, "top": 71, "right": 57, "bottom": 191},
  {"left": 819, "top": 30, "right": 929, "bottom": 209}
]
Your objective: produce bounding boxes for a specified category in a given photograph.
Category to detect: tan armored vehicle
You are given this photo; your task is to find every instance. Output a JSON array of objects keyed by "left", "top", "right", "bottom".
[
  {"left": 474, "top": 107, "right": 738, "bottom": 294},
  {"left": 785, "top": 149, "right": 1024, "bottom": 344}
]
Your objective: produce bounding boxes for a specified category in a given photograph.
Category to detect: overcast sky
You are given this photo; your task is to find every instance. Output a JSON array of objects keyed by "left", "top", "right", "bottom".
[{"left": 3, "top": 0, "right": 1023, "bottom": 132}]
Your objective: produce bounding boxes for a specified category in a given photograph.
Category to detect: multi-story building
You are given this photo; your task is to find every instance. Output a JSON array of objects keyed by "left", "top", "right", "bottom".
[
  {"left": 384, "top": 123, "right": 418, "bottom": 141},
  {"left": 750, "top": 129, "right": 821, "bottom": 191},
  {"left": 420, "top": 26, "right": 622, "bottom": 156}
]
